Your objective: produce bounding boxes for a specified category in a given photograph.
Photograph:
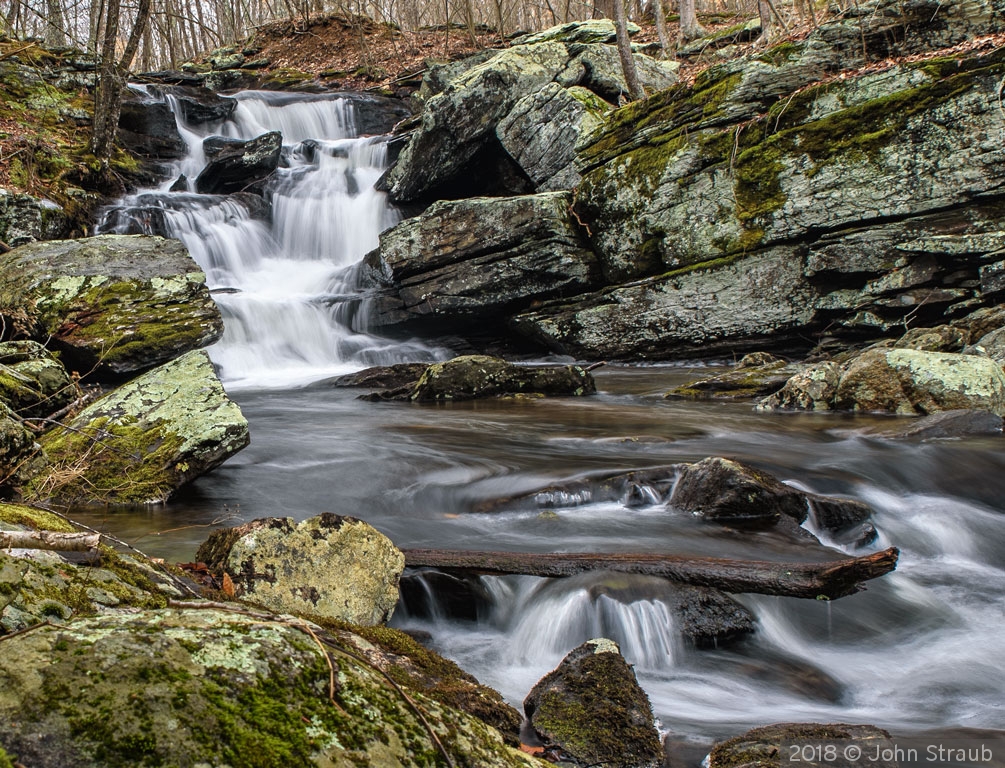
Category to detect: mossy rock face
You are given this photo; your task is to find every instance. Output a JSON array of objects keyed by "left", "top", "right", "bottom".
[
  {"left": 0, "top": 189, "right": 69, "bottom": 248},
  {"left": 709, "top": 723, "right": 894, "bottom": 768},
  {"left": 0, "top": 403, "right": 39, "bottom": 490},
  {"left": 407, "top": 355, "right": 595, "bottom": 402},
  {"left": 524, "top": 638, "right": 663, "bottom": 768},
  {"left": 0, "top": 341, "right": 76, "bottom": 418},
  {"left": 0, "top": 608, "right": 540, "bottom": 768},
  {"left": 196, "top": 514, "right": 404, "bottom": 627},
  {"left": 9, "top": 234, "right": 223, "bottom": 377},
  {"left": 27, "top": 350, "right": 248, "bottom": 505}
]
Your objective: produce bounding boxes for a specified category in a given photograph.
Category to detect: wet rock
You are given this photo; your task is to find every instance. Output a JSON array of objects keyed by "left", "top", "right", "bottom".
[
  {"left": 667, "top": 357, "right": 798, "bottom": 400},
  {"left": 524, "top": 638, "right": 663, "bottom": 768},
  {"left": 868, "top": 409, "right": 1003, "bottom": 440},
  {"left": 0, "top": 608, "right": 537, "bottom": 768},
  {"left": 117, "top": 95, "right": 185, "bottom": 159},
  {"left": 670, "top": 457, "right": 810, "bottom": 526},
  {"left": 0, "top": 341, "right": 76, "bottom": 418},
  {"left": 27, "top": 350, "right": 249, "bottom": 505},
  {"left": 0, "top": 189, "right": 68, "bottom": 248},
  {"left": 326, "top": 362, "right": 430, "bottom": 390},
  {"left": 390, "top": 355, "right": 595, "bottom": 402},
  {"left": 497, "top": 83, "right": 609, "bottom": 191},
  {"left": 171, "top": 87, "right": 237, "bottom": 125},
  {"left": 708, "top": 723, "right": 894, "bottom": 768},
  {"left": 360, "top": 192, "right": 600, "bottom": 339},
  {"left": 195, "top": 130, "right": 282, "bottom": 194},
  {"left": 400, "top": 570, "right": 494, "bottom": 622},
  {"left": 196, "top": 513, "right": 404, "bottom": 626},
  {"left": 8, "top": 234, "right": 223, "bottom": 377}
]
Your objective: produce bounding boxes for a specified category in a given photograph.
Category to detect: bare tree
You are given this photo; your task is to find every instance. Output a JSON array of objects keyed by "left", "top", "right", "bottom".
[
  {"left": 612, "top": 0, "right": 643, "bottom": 100},
  {"left": 679, "top": 0, "right": 705, "bottom": 43}
]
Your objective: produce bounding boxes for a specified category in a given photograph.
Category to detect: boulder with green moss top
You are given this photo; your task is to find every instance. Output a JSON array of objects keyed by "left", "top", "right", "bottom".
[
  {"left": 0, "top": 502, "right": 180, "bottom": 633},
  {"left": 708, "top": 723, "right": 894, "bottom": 768},
  {"left": 27, "top": 350, "right": 248, "bottom": 505},
  {"left": 760, "top": 348, "right": 1005, "bottom": 415},
  {"left": 523, "top": 637, "right": 663, "bottom": 768},
  {"left": 0, "top": 189, "right": 68, "bottom": 247},
  {"left": 0, "top": 607, "right": 541, "bottom": 768},
  {"left": 666, "top": 354, "right": 798, "bottom": 400},
  {"left": 360, "top": 192, "right": 600, "bottom": 338},
  {"left": 196, "top": 514, "right": 404, "bottom": 626},
  {"left": 0, "top": 341, "right": 76, "bottom": 418},
  {"left": 376, "top": 355, "right": 596, "bottom": 402},
  {"left": 497, "top": 83, "right": 610, "bottom": 191},
  {"left": 8, "top": 234, "right": 223, "bottom": 376}
]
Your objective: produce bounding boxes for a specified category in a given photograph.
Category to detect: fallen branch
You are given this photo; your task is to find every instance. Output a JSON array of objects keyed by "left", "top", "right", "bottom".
[
  {"left": 402, "top": 547, "right": 900, "bottom": 599},
  {"left": 0, "top": 530, "right": 100, "bottom": 554}
]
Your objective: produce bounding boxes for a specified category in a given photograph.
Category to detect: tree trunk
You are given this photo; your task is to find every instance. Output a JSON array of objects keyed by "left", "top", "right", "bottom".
[
  {"left": 0, "top": 530, "right": 100, "bottom": 553},
  {"left": 612, "top": 0, "right": 644, "bottom": 100},
  {"left": 90, "top": 0, "right": 122, "bottom": 161},
  {"left": 402, "top": 547, "right": 900, "bottom": 600},
  {"left": 44, "top": 0, "right": 67, "bottom": 47},
  {"left": 757, "top": 0, "right": 776, "bottom": 43},
  {"left": 678, "top": 0, "right": 705, "bottom": 43},
  {"left": 652, "top": 0, "right": 670, "bottom": 57}
]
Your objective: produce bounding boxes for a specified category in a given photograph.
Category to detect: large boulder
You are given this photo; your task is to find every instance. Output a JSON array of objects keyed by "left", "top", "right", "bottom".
[
  {"left": 0, "top": 189, "right": 68, "bottom": 248},
  {"left": 0, "top": 608, "right": 539, "bottom": 768},
  {"left": 761, "top": 348, "right": 1005, "bottom": 415},
  {"left": 194, "top": 130, "right": 282, "bottom": 194},
  {"left": 523, "top": 638, "right": 663, "bottom": 768},
  {"left": 0, "top": 341, "right": 76, "bottom": 418},
  {"left": 117, "top": 93, "right": 186, "bottom": 160},
  {"left": 7, "top": 235, "right": 223, "bottom": 377},
  {"left": 27, "top": 350, "right": 249, "bottom": 505},
  {"left": 360, "top": 192, "right": 600, "bottom": 338},
  {"left": 196, "top": 514, "right": 404, "bottom": 626},
  {"left": 381, "top": 355, "right": 596, "bottom": 402}
]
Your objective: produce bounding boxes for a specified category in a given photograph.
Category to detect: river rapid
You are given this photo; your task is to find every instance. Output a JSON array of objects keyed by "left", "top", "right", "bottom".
[{"left": 90, "top": 88, "right": 1005, "bottom": 750}]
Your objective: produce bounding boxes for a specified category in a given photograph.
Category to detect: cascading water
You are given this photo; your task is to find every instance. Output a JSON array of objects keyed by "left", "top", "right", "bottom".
[{"left": 99, "top": 88, "right": 443, "bottom": 389}]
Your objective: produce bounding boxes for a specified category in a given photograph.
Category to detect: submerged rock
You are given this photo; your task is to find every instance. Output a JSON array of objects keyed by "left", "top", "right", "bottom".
[
  {"left": 27, "top": 350, "right": 249, "bottom": 505},
  {"left": 0, "top": 608, "right": 537, "bottom": 768},
  {"left": 194, "top": 130, "right": 282, "bottom": 194},
  {"left": 404, "top": 355, "right": 595, "bottom": 402},
  {"left": 196, "top": 514, "right": 404, "bottom": 626},
  {"left": 708, "top": 723, "right": 895, "bottom": 768},
  {"left": 867, "top": 409, "right": 1003, "bottom": 440},
  {"left": 523, "top": 638, "right": 663, "bottom": 768},
  {"left": 8, "top": 234, "right": 223, "bottom": 377},
  {"left": 667, "top": 355, "right": 797, "bottom": 400}
]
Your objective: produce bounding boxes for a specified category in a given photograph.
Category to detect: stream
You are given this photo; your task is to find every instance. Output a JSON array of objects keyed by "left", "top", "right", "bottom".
[{"left": 90, "top": 88, "right": 1005, "bottom": 749}]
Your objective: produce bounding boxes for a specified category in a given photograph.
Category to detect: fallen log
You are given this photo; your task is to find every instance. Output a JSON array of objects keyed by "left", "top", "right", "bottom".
[
  {"left": 402, "top": 547, "right": 899, "bottom": 600},
  {"left": 0, "top": 530, "right": 101, "bottom": 554}
]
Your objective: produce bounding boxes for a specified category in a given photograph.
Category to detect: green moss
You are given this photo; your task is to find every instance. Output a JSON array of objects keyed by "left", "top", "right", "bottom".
[
  {"left": 28, "top": 416, "right": 185, "bottom": 504},
  {"left": 0, "top": 502, "right": 76, "bottom": 532},
  {"left": 0, "top": 745, "right": 15, "bottom": 768}
]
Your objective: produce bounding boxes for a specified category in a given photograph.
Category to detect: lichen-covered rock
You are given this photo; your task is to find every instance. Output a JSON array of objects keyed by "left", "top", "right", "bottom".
[
  {"left": 497, "top": 83, "right": 609, "bottom": 191},
  {"left": 0, "top": 502, "right": 175, "bottom": 633},
  {"left": 510, "top": 19, "right": 638, "bottom": 46},
  {"left": 360, "top": 193, "right": 600, "bottom": 338},
  {"left": 757, "top": 362, "right": 841, "bottom": 411},
  {"left": 27, "top": 350, "right": 248, "bottom": 505},
  {"left": 554, "top": 44, "right": 679, "bottom": 103},
  {"left": 8, "top": 235, "right": 223, "bottom": 376},
  {"left": 894, "top": 324, "right": 968, "bottom": 353},
  {"left": 666, "top": 355, "right": 798, "bottom": 400},
  {"left": 0, "top": 404, "right": 38, "bottom": 489},
  {"left": 0, "top": 189, "right": 68, "bottom": 247},
  {"left": 0, "top": 341, "right": 76, "bottom": 418},
  {"left": 403, "top": 355, "right": 595, "bottom": 402},
  {"left": 196, "top": 514, "right": 404, "bottom": 626},
  {"left": 670, "top": 457, "right": 810, "bottom": 526},
  {"left": 708, "top": 723, "right": 894, "bottom": 768},
  {"left": 523, "top": 638, "right": 663, "bottom": 768},
  {"left": 963, "top": 326, "right": 1005, "bottom": 365},
  {"left": 0, "top": 608, "right": 539, "bottom": 768},
  {"left": 194, "top": 130, "right": 282, "bottom": 194}
]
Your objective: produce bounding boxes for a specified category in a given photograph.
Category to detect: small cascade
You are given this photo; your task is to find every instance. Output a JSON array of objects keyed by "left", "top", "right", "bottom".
[{"left": 99, "top": 88, "right": 444, "bottom": 389}]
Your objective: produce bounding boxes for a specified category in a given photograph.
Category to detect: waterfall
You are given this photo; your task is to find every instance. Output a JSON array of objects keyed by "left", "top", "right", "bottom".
[{"left": 99, "top": 88, "right": 444, "bottom": 389}]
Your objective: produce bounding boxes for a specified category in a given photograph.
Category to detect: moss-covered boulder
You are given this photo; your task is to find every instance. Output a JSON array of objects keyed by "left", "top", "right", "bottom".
[
  {"left": 0, "top": 608, "right": 540, "bottom": 768},
  {"left": 359, "top": 193, "right": 601, "bottom": 339},
  {"left": 0, "top": 502, "right": 175, "bottom": 633},
  {"left": 761, "top": 349, "right": 1005, "bottom": 415},
  {"left": 0, "top": 340, "right": 76, "bottom": 418},
  {"left": 403, "top": 355, "right": 595, "bottom": 402},
  {"left": 523, "top": 637, "right": 663, "bottom": 768},
  {"left": 196, "top": 514, "right": 404, "bottom": 626},
  {"left": 0, "top": 189, "right": 68, "bottom": 247},
  {"left": 0, "top": 404, "right": 40, "bottom": 490},
  {"left": 8, "top": 234, "right": 223, "bottom": 377},
  {"left": 27, "top": 350, "right": 248, "bottom": 505},
  {"left": 666, "top": 354, "right": 798, "bottom": 400},
  {"left": 708, "top": 723, "right": 894, "bottom": 768}
]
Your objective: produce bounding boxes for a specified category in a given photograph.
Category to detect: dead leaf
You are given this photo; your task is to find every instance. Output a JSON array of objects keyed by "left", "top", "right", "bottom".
[{"left": 222, "top": 572, "right": 236, "bottom": 597}]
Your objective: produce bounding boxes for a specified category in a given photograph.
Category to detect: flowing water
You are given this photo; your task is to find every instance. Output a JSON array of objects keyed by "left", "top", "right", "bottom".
[{"left": 90, "top": 90, "right": 1005, "bottom": 750}]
